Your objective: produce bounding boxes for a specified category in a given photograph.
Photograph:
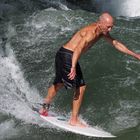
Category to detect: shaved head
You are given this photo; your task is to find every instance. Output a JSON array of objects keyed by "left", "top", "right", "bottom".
[
  {"left": 99, "top": 12, "right": 114, "bottom": 25},
  {"left": 97, "top": 12, "right": 114, "bottom": 35}
]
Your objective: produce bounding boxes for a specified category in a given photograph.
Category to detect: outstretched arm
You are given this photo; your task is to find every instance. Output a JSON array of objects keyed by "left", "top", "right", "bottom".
[{"left": 104, "top": 34, "right": 140, "bottom": 60}]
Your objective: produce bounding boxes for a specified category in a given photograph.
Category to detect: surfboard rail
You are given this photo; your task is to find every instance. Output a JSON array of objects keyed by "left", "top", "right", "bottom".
[{"left": 40, "top": 115, "right": 116, "bottom": 138}]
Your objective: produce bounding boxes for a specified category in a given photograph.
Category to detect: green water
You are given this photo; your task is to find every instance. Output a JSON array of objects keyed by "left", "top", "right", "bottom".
[{"left": 0, "top": 1, "right": 140, "bottom": 140}]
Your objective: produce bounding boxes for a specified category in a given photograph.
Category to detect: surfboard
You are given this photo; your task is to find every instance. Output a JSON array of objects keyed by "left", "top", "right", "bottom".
[{"left": 39, "top": 112, "right": 116, "bottom": 138}]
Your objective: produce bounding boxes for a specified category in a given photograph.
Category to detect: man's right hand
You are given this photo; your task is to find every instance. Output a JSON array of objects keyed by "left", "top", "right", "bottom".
[{"left": 68, "top": 67, "right": 76, "bottom": 80}]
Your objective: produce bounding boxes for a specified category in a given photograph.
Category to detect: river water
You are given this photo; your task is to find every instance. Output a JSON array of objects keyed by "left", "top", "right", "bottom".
[{"left": 0, "top": 0, "right": 140, "bottom": 140}]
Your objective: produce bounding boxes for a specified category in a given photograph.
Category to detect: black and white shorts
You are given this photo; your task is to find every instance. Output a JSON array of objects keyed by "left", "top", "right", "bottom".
[{"left": 53, "top": 47, "right": 86, "bottom": 89}]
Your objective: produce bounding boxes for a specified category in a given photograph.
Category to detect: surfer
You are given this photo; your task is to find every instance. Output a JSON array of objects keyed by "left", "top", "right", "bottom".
[{"left": 39, "top": 12, "right": 140, "bottom": 127}]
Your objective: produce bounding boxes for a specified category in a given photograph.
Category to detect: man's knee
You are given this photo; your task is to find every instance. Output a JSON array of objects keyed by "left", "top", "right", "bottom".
[
  {"left": 48, "top": 83, "right": 63, "bottom": 93},
  {"left": 80, "top": 85, "right": 86, "bottom": 91},
  {"left": 54, "top": 83, "right": 64, "bottom": 91},
  {"left": 73, "top": 85, "right": 86, "bottom": 100}
]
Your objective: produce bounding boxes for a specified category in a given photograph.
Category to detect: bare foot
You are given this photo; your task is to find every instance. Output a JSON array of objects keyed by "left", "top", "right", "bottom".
[
  {"left": 39, "top": 108, "right": 48, "bottom": 116},
  {"left": 69, "top": 119, "right": 88, "bottom": 128}
]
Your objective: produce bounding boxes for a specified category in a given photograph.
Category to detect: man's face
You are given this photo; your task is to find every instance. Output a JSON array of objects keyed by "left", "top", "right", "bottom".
[{"left": 102, "top": 22, "right": 114, "bottom": 35}]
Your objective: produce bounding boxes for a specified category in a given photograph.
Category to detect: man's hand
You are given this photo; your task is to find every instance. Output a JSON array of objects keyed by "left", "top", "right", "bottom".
[{"left": 68, "top": 67, "right": 76, "bottom": 80}]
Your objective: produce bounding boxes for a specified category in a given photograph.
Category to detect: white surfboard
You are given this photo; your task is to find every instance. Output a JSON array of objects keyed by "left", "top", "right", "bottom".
[{"left": 40, "top": 113, "right": 116, "bottom": 138}]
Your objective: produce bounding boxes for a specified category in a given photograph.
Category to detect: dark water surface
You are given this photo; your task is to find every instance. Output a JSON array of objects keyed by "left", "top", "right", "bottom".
[{"left": 0, "top": 1, "right": 140, "bottom": 140}]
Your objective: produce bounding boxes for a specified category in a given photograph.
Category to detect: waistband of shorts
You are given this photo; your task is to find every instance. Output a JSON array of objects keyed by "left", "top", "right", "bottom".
[{"left": 59, "top": 47, "right": 73, "bottom": 54}]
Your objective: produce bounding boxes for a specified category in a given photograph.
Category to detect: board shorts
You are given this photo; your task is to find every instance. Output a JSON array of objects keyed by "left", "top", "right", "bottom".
[{"left": 53, "top": 47, "right": 86, "bottom": 89}]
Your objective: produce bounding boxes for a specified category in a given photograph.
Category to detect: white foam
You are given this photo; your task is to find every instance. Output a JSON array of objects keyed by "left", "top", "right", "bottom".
[
  {"left": 0, "top": 24, "right": 45, "bottom": 125},
  {"left": 0, "top": 120, "right": 19, "bottom": 139},
  {"left": 96, "top": 0, "right": 140, "bottom": 17}
]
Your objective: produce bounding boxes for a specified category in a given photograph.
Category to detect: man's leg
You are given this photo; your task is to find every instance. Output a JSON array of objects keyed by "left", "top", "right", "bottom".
[
  {"left": 44, "top": 83, "right": 64, "bottom": 104},
  {"left": 39, "top": 83, "right": 63, "bottom": 115},
  {"left": 69, "top": 85, "right": 86, "bottom": 127}
]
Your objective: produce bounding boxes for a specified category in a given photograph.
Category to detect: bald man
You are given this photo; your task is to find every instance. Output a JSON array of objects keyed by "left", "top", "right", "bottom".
[{"left": 39, "top": 12, "right": 140, "bottom": 127}]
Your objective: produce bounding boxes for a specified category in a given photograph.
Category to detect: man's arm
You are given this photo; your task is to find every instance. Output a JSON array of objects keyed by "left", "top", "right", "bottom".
[
  {"left": 104, "top": 34, "right": 140, "bottom": 60},
  {"left": 68, "top": 37, "right": 88, "bottom": 80},
  {"left": 72, "top": 39, "right": 87, "bottom": 68}
]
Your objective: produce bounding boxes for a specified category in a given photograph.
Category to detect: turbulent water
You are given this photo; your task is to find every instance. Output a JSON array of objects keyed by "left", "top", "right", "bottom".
[
  {"left": 94, "top": 0, "right": 140, "bottom": 17},
  {"left": 0, "top": 0, "right": 140, "bottom": 140}
]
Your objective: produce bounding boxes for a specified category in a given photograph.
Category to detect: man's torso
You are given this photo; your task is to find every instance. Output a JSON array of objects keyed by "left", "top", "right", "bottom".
[{"left": 63, "top": 23, "right": 102, "bottom": 53}]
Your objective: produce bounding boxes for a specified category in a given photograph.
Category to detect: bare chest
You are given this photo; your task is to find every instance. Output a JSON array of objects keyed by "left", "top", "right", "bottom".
[{"left": 82, "top": 33, "right": 101, "bottom": 52}]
